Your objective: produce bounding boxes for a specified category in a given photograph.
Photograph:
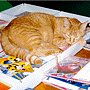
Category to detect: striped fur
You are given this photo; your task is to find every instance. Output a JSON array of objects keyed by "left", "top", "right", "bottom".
[{"left": 1, "top": 12, "right": 88, "bottom": 64}]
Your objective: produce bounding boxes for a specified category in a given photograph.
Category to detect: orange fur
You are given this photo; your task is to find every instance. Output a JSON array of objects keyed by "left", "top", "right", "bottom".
[{"left": 1, "top": 12, "right": 88, "bottom": 64}]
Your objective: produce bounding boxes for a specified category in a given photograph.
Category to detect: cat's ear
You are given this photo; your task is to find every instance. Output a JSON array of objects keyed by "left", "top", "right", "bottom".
[
  {"left": 80, "top": 21, "right": 88, "bottom": 31},
  {"left": 64, "top": 18, "right": 70, "bottom": 29}
]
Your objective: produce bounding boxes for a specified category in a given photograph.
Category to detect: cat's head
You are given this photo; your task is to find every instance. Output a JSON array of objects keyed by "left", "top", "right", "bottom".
[{"left": 62, "top": 18, "right": 89, "bottom": 45}]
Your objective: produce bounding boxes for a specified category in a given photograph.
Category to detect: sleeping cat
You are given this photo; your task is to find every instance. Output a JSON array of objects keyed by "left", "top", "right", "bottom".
[{"left": 1, "top": 12, "right": 88, "bottom": 65}]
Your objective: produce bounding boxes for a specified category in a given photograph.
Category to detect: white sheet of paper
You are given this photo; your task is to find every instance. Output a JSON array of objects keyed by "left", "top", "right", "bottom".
[
  {"left": 73, "top": 62, "right": 90, "bottom": 82},
  {"left": 1, "top": 4, "right": 60, "bottom": 16}
]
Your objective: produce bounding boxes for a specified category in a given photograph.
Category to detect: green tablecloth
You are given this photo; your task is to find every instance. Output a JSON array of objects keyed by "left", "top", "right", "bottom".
[
  {"left": 0, "top": 1, "right": 12, "bottom": 12},
  {"left": 0, "top": 1, "right": 90, "bottom": 17}
]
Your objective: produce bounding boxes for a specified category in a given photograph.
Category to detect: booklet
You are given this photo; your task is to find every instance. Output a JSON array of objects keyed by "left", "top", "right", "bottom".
[
  {"left": 43, "top": 77, "right": 80, "bottom": 90},
  {"left": 43, "top": 76, "right": 90, "bottom": 90},
  {"left": 46, "top": 56, "right": 90, "bottom": 85}
]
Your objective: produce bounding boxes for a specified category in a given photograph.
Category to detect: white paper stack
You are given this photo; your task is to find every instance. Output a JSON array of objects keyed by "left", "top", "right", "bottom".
[{"left": 1, "top": 3, "right": 60, "bottom": 16}]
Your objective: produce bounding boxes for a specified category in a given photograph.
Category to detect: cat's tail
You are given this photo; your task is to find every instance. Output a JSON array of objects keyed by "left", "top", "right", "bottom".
[{"left": 1, "top": 29, "right": 42, "bottom": 65}]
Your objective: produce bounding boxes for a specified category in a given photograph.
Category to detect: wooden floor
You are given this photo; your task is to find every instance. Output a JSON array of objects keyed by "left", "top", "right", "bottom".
[
  {"left": 0, "top": 82, "right": 10, "bottom": 90},
  {"left": 34, "top": 82, "right": 59, "bottom": 90},
  {"left": 76, "top": 49, "right": 90, "bottom": 58}
]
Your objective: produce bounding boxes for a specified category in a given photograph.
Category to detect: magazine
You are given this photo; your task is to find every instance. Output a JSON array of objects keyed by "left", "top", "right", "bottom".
[{"left": 46, "top": 56, "right": 90, "bottom": 85}]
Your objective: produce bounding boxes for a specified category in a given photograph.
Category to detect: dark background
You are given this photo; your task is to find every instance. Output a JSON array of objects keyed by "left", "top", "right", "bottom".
[
  {"left": 8, "top": 1, "right": 90, "bottom": 17},
  {"left": 0, "top": 1, "right": 90, "bottom": 17}
]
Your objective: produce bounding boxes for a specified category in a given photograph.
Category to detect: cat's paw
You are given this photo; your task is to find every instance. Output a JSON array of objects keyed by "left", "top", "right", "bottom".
[
  {"left": 26, "top": 55, "right": 42, "bottom": 65},
  {"left": 30, "top": 56, "right": 42, "bottom": 65}
]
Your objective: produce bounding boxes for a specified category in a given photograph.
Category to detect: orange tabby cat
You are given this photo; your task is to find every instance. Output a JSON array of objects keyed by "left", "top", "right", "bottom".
[{"left": 1, "top": 12, "right": 88, "bottom": 64}]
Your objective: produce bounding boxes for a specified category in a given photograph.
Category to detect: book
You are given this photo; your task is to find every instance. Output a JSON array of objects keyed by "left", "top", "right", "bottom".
[
  {"left": 46, "top": 56, "right": 90, "bottom": 85},
  {"left": 43, "top": 77, "right": 81, "bottom": 90}
]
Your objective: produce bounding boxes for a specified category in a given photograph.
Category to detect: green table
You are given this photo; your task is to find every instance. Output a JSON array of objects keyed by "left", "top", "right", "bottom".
[
  {"left": 0, "top": 1, "right": 90, "bottom": 17},
  {"left": 0, "top": 1, "right": 12, "bottom": 12}
]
